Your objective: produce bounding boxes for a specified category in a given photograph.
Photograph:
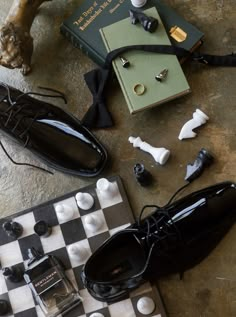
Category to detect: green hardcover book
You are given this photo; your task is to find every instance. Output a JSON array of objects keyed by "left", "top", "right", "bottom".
[
  {"left": 100, "top": 7, "right": 191, "bottom": 114},
  {"left": 60, "top": 0, "right": 204, "bottom": 66}
]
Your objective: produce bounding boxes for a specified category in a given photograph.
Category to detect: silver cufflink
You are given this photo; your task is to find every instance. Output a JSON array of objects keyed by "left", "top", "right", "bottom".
[
  {"left": 155, "top": 68, "right": 168, "bottom": 82},
  {"left": 119, "top": 56, "right": 130, "bottom": 68}
]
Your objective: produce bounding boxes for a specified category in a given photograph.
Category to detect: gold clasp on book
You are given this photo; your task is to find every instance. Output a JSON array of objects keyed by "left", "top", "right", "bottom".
[{"left": 169, "top": 26, "right": 187, "bottom": 42}]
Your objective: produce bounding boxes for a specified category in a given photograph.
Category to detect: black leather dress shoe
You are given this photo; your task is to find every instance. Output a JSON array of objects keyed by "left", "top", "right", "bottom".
[
  {"left": 0, "top": 83, "right": 107, "bottom": 177},
  {"left": 81, "top": 181, "right": 236, "bottom": 302}
]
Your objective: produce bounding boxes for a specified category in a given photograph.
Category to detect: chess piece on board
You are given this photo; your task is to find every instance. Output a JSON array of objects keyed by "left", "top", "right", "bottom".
[
  {"left": 89, "top": 313, "right": 104, "bottom": 317},
  {"left": 55, "top": 203, "right": 74, "bottom": 222},
  {"left": 68, "top": 244, "right": 88, "bottom": 262},
  {"left": 34, "top": 220, "right": 52, "bottom": 238},
  {"left": 27, "top": 247, "right": 43, "bottom": 266},
  {"left": 2, "top": 220, "right": 23, "bottom": 239},
  {"left": 137, "top": 296, "right": 156, "bottom": 315},
  {"left": 2, "top": 266, "right": 23, "bottom": 283},
  {"left": 84, "top": 214, "right": 103, "bottom": 233},
  {"left": 0, "top": 299, "right": 10, "bottom": 315},
  {"left": 75, "top": 192, "right": 94, "bottom": 210},
  {"left": 96, "top": 178, "right": 118, "bottom": 199}
]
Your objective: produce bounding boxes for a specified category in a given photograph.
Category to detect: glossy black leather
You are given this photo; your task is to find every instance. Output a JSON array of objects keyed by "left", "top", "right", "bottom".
[
  {"left": 0, "top": 83, "right": 107, "bottom": 176},
  {"left": 82, "top": 182, "right": 236, "bottom": 302}
]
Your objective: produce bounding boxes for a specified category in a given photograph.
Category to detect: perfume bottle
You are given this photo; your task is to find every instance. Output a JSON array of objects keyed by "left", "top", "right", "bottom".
[{"left": 24, "top": 248, "right": 81, "bottom": 317}]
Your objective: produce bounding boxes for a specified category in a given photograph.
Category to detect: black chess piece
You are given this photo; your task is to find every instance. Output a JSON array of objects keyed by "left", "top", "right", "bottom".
[
  {"left": 185, "top": 148, "right": 214, "bottom": 182},
  {"left": 2, "top": 221, "right": 23, "bottom": 239},
  {"left": 27, "top": 247, "right": 43, "bottom": 266},
  {"left": 0, "top": 299, "right": 10, "bottom": 315},
  {"left": 133, "top": 163, "right": 152, "bottom": 186},
  {"left": 34, "top": 220, "right": 52, "bottom": 238},
  {"left": 129, "top": 9, "right": 159, "bottom": 33},
  {"left": 2, "top": 266, "right": 23, "bottom": 283}
]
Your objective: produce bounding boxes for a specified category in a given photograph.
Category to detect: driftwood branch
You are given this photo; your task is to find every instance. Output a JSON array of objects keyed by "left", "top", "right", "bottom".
[{"left": 0, "top": 0, "right": 51, "bottom": 75}]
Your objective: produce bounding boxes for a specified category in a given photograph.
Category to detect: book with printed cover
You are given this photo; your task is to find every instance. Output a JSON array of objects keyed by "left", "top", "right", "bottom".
[
  {"left": 60, "top": 0, "right": 204, "bottom": 66},
  {"left": 100, "top": 7, "right": 191, "bottom": 114}
]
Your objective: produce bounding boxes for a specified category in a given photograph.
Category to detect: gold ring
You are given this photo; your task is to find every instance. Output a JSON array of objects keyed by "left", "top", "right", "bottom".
[{"left": 133, "top": 83, "right": 146, "bottom": 96}]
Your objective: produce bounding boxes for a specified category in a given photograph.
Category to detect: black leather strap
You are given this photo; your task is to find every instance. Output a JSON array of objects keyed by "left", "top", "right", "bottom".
[
  {"left": 192, "top": 51, "right": 236, "bottom": 66},
  {"left": 103, "top": 44, "right": 190, "bottom": 68},
  {"left": 82, "top": 44, "right": 236, "bottom": 129}
]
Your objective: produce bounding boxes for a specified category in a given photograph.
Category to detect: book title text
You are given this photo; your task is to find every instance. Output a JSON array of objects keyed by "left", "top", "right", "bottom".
[{"left": 73, "top": 0, "right": 125, "bottom": 31}]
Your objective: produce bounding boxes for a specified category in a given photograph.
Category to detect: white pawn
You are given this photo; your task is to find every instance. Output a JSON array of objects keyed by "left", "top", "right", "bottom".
[
  {"left": 84, "top": 214, "right": 103, "bottom": 233},
  {"left": 178, "top": 108, "right": 209, "bottom": 140},
  {"left": 131, "top": 0, "right": 147, "bottom": 8},
  {"left": 68, "top": 244, "right": 87, "bottom": 262},
  {"left": 89, "top": 313, "right": 104, "bottom": 317},
  {"left": 96, "top": 178, "right": 118, "bottom": 199},
  {"left": 128, "top": 136, "right": 170, "bottom": 165},
  {"left": 55, "top": 203, "right": 74, "bottom": 222},
  {"left": 137, "top": 296, "right": 156, "bottom": 315},
  {"left": 76, "top": 192, "right": 94, "bottom": 210}
]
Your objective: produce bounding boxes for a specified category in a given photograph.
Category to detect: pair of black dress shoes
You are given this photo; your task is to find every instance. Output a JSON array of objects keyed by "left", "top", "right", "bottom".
[
  {"left": 1, "top": 83, "right": 236, "bottom": 306},
  {"left": 0, "top": 82, "right": 107, "bottom": 176}
]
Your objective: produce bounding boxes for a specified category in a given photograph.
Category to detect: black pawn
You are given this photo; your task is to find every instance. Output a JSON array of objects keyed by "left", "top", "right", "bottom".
[
  {"left": 0, "top": 299, "right": 10, "bottom": 315},
  {"left": 133, "top": 163, "right": 152, "bottom": 186},
  {"left": 34, "top": 220, "right": 52, "bottom": 238},
  {"left": 3, "top": 266, "right": 23, "bottom": 283},
  {"left": 2, "top": 221, "right": 23, "bottom": 239}
]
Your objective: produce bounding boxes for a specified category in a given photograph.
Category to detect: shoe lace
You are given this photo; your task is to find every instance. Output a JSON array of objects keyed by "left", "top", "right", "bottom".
[
  {"left": 0, "top": 83, "right": 67, "bottom": 146},
  {"left": 137, "top": 205, "right": 186, "bottom": 278},
  {"left": 0, "top": 139, "right": 53, "bottom": 174},
  {"left": 0, "top": 83, "right": 67, "bottom": 174},
  {"left": 137, "top": 185, "right": 194, "bottom": 279},
  {"left": 137, "top": 204, "right": 183, "bottom": 248}
]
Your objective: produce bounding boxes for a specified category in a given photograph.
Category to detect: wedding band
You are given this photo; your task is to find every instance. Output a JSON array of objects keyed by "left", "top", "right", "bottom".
[{"left": 133, "top": 83, "right": 146, "bottom": 95}]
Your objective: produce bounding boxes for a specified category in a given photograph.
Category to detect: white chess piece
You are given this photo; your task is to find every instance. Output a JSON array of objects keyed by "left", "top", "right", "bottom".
[
  {"left": 68, "top": 244, "right": 87, "bottom": 262},
  {"left": 89, "top": 313, "right": 105, "bottom": 317},
  {"left": 137, "top": 296, "right": 156, "bottom": 315},
  {"left": 130, "top": 0, "right": 147, "bottom": 8},
  {"left": 55, "top": 203, "right": 74, "bottom": 222},
  {"left": 84, "top": 214, "right": 103, "bottom": 233},
  {"left": 76, "top": 192, "right": 94, "bottom": 210},
  {"left": 128, "top": 136, "right": 170, "bottom": 165},
  {"left": 96, "top": 178, "right": 118, "bottom": 199},
  {"left": 178, "top": 108, "right": 209, "bottom": 140}
]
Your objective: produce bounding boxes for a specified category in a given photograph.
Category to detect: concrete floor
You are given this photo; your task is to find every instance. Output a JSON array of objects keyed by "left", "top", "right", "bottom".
[{"left": 0, "top": 0, "right": 236, "bottom": 316}]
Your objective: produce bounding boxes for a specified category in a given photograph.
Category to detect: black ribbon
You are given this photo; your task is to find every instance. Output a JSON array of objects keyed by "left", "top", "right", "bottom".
[
  {"left": 82, "top": 44, "right": 236, "bottom": 129},
  {"left": 192, "top": 51, "right": 236, "bottom": 66}
]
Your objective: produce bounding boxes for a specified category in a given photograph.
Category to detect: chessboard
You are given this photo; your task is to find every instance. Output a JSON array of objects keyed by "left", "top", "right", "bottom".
[{"left": 0, "top": 176, "right": 167, "bottom": 317}]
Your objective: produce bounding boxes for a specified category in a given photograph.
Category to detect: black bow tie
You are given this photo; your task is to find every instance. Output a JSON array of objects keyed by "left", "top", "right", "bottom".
[
  {"left": 82, "top": 68, "right": 112, "bottom": 128},
  {"left": 82, "top": 45, "right": 236, "bottom": 129}
]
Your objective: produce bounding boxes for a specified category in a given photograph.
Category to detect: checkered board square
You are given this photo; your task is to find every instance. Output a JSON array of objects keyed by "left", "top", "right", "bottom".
[{"left": 0, "top": 176, "right": 167, "bottom": 317}]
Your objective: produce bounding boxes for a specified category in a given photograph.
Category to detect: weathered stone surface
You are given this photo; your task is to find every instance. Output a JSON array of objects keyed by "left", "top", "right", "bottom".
[{"left": 0, "top": 1, "right": 235, "bottom": 316}]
